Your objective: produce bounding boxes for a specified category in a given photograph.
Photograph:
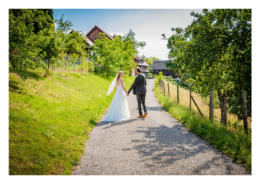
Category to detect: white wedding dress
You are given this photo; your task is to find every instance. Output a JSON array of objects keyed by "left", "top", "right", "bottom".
[{"left": 103, "top": 81, "right": 130, "bottom": 122}]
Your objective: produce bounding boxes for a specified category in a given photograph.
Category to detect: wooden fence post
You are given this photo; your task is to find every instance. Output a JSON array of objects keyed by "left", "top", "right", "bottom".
[
  {"left": 168, "top": 82, "right": 170, "bottom": 98},
  {"left": 209, "top": 90, "right": 214, "bottom": 121},
  {"left": 163, "top": 81, "right": 165, "bottom": 96},
  {"left": 242, "top": 90, "right": 248, "bottom": 133},
  {"left": 189, "top": 87, "right": 192, "bottom": 110},
  {"left": 177, "top": 85, "right": 179, "bottom": 104}
]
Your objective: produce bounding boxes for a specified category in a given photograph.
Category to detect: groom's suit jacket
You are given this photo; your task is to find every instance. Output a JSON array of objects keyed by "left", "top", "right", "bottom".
[{"left": 128, "top": 73, "right": 147, "bottom": 95}]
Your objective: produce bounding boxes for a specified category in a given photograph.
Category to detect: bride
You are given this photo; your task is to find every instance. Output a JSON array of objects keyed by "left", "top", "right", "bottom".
[{"left": 104, "top": 71, "right": 130, "bottom": 122}]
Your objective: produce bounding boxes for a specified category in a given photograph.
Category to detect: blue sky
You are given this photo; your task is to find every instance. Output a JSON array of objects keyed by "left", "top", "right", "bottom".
[{"left": 53, "top": 9, "right": 202, "bottom": 60}]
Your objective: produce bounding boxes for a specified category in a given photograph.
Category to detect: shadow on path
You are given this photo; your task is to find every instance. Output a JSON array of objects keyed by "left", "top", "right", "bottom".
[
  {"left": 123, "top": 123, "right": 234, "bottom": 174},
  {"left": 97, "top": 118, "right": 138, "bottom": 129},
  {"left": 146, "top": 106, "right": 163, "bottom": 112}
]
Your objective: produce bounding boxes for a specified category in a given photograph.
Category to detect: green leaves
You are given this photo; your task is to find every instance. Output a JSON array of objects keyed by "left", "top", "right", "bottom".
[
  {"left": 66, "top": 30, "right": 86, "bottom": 60},
  {"left": 9, "top": 10, "right": 87, "bottom": 74},
  {"left": 165, "top": 9, "right": 251, "bottom": 120},
  {"left": 55, "top": 15, "right": 72, "bottom": 33},
  {"left": 90, "top": 30, "right": 144, "bottom": 76},
  {"left": 9, "top": 9, "right": 55, "bottom": 75}
]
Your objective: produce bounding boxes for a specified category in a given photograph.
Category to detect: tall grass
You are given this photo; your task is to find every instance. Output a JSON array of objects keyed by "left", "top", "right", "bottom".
[
  {"left": 154, "top": 80, "right": 251, "bottom": 172},
  {"left": 161, "top": 80, "right": 251, "bottom": 131},
  {"left": 9, "top": 69, "right": 133, "bottom": 175}
]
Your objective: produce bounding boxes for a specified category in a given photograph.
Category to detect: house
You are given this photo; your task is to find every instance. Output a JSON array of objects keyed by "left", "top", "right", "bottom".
[
  {"left": 134, "top": 57, "right": 149, "bottom": 77},
  {"left": 85, "top": 25, "right": 113, "bottom": 50},
  {"left": 85, "top": 25, "right": 150, "bottom": 76},
  {"left": 151, "top": 60, "right": 175, "bottom": 78}
]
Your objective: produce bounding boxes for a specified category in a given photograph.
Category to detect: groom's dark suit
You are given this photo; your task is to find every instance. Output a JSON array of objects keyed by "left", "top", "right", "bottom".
[{"left": 128, "top": 73, "right": 147, "bottom": 116}]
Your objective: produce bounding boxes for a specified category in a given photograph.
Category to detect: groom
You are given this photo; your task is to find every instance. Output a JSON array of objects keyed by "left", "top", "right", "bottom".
[{"left": 127, "top": 68, "right": 148, "bottom": 119}]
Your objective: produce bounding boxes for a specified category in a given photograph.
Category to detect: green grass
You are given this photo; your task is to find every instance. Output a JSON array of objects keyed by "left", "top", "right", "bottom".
[
  {"left": 9, "top": 69, "right": 133, "bottom": 175},
  {"left": 153, "top": 80, "right": 251, "bottom": 172}
]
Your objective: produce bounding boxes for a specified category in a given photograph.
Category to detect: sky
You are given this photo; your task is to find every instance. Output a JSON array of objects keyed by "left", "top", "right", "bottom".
[{"left": 53, "top": 9, "right": 202, "bottom": 60}]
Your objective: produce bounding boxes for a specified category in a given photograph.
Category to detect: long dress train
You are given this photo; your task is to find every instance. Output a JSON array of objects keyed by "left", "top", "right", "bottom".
[{"left": 103, "top": 82, "right": 130, "bottom": 122}]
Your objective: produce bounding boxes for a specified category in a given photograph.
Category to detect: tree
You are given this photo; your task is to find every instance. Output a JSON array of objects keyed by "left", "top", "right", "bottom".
[
  {"left": 54, "top": 16, "right": 73, "bottom": 67},
  {"left": 66, "top": 30, "right": 87, "bottom": 70},
  {"left": 124, "top": 29, "right": 146, "bottom": 50},
  {"left": 55, "top": 15, "right": 72, "bottom": 33},
  {"left": 142, "top": 56, "right": 160, "bottom": 66},
  {"left": 90, "top": 30, "right": 145, "bottom": 76},
  {"left": 215, "top": 9, "right": 251, "bottom": 118},
  {"left": 9, "top": 9, "right": 54, "bottom": 76},
  {"left": 9, "top": 10, "right": 90, "bottom": 76},
  {"left": 38, "top": 28, "right": 58, "bottom": 69},
  {"left": 165, "top": 9, "right": 251, "bottom": 127}
]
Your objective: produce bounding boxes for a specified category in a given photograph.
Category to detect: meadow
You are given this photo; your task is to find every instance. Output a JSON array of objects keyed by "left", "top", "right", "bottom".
[
  {"left": 154, "top": 79, "right": 251, "bottom": 171},
  {"left": 9, "top": 69, "right": 133, "bottom": 174}
]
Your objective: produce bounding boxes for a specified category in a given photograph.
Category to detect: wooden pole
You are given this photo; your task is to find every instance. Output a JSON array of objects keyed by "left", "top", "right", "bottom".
[
  {"left": 191, "top": 95, "right": 204, "bottom": 118},
  {"left": 189, "top": 87, "right": 192, "bottom": 110},
  {"left": 163, "top": 81, "right": 165, "bottom": 96},
  {"left": 168, "top": 82, "right": 170, "bottom": 98},
  {"left": 177, "top": 85, "right": 179, "bottom": 104},
  {"left": 209, "top": 90, "right": 214, "bottom": 121},
  {"left": 87, "top": 60, "right": 89, "bottom": 74},
  {"left": 242, "top": 90, "right": 248, "bottom": 133}
]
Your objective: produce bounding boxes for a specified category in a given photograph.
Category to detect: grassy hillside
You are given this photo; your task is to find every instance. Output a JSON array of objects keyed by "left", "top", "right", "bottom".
[
  {"left": 153, "top": 79, "right": 251, "bottom": 172},
  {"left": 9, "top": 70, "right": 133, "bottom": 175}
]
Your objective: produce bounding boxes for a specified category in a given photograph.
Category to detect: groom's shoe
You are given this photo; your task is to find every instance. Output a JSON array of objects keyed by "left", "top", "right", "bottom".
[
  {"left": 143, "top": 112, "right": 148, "bottom": 119},
  {"left": 137, "top": 115, "right": 143, "bottom": 118}
]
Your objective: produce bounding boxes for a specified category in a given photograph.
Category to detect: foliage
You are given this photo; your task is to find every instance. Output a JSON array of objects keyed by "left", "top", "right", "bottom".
[
  {"left": 9, "top": 10, "right": 88, "bottom": 76},
  {"left": 9, "top": 9, "right": 54, "bottom": 76},
  {"left": 55, "top": 15, "right": 73, "bottom": 32},
  {"left": 124, "top": 29, "right": 146, "bottom": 49},
  {"left": 141, "top": 55, "right": 160, "bottom": 66},
  {"left": 154, "top": 80, "right": 251, "bottom": 171},
  {"left": 90, "top": 30, "right": 145, "bottom": 76},
  {"left": 9, "top": 70, "right": 134, "bottom": 174},
  {"left": 156, "top": 71, "right": 164, "bottom": 81},
  {"left": 79, "top": 59, "right": 94, "bottom": 74},
  {"left": 164, "top": 76, "right": 189, "bottom": 89},
  {"left": 164, "top": 9, "right": 251, "bottom": 125},
  {"left": 66, "top": 30, "right": 87, "bottom": 70}
]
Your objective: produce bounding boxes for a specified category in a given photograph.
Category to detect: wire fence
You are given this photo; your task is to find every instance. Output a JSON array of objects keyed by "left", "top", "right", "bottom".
[
  {"left": 158, "top": 79, "right": 251, "bottom": 131},
  {"left": 42, "top": 57, "right": 94, "bottom": 74}
]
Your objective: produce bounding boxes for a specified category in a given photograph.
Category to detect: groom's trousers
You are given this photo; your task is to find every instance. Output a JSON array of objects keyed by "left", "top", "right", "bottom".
[{"left": 136, "top": 93, "right": 147, "bottom": 116}]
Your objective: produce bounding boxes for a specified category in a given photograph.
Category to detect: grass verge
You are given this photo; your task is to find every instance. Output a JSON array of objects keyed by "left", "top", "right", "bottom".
[
  {"left": 9, "top": 70, "right": 133, "bottom": 175},
  {"left": 153, "top": 80, "right": 251, "bottom": 172}
]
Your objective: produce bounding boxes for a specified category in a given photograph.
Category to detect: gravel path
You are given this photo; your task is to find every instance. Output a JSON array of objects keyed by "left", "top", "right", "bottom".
[{"left": 73, "top": 79, "right": 248, "bottom": 175}]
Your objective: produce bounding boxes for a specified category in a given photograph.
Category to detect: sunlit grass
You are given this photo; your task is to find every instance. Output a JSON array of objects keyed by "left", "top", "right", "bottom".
[
  {"left": 9, "top": 69, "right": 133, "bottom": 175},
  {"left": 154, "top": 80, "right": 251, "bottom": 172},
  {"left": 160, "top": 80, "right": 251, "bottom": 131}
]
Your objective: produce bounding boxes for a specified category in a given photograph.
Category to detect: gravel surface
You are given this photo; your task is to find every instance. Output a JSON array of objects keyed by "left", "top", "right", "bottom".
[{"left": 73, "top": 79, "right": 248, "bottom": 175}]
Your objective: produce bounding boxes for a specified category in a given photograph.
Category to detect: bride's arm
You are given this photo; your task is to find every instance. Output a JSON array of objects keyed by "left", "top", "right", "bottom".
[{"left": 119, "top": 78, "right": 128, "bottom": 94}]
